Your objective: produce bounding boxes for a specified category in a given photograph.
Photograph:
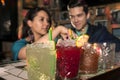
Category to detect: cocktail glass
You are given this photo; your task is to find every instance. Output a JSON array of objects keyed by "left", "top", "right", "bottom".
[
  {"left": 56, "top": 40, "right": 82, "bottom": 79},
  {"left": 99, "top": 42, "right": 115, "bottom": 70},
  {"left": 26, "top": 41, "right": 56, "bottom": 80},
  {"left": 79, "top": 43, "right": 100, "bottom": 74}
]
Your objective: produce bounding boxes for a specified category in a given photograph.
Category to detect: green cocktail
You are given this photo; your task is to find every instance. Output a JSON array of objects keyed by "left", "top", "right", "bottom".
[{"left": 26, "top": 41, "right": 56, "bottom": 80}]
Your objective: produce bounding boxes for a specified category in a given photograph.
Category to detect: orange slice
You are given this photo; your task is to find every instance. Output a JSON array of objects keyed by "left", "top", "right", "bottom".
[{"left": 76, "top": 34, "right": 89, "bottom": 47}]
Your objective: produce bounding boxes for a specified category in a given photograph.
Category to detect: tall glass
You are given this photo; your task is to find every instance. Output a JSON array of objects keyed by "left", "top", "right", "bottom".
[
  {"left": 56, "top": 40, "right": 82, "bottom": 79},
  {"left": 26, "top": 41, "right": 56, "bottom": 80}
]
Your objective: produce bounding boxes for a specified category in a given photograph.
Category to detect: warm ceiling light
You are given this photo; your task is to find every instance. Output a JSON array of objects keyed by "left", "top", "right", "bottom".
[{"left": 1, "top": 0, "right": 5, "bottom": 6}]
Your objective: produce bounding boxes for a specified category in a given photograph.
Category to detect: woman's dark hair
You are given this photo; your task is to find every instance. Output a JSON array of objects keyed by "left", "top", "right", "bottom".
[
  {"left": 22, "top": 7, "right": 52, "bottom": 38},
  {"left": 67, "top": 0, "right": 89, "bottom": 14}
]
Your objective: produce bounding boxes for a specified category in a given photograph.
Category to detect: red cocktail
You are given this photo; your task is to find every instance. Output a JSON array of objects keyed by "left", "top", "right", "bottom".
[{"left": 56, "top": 45, "right": 83, "bottom": 79}]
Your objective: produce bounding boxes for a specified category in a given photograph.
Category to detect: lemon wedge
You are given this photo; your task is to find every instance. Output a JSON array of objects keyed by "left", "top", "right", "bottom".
[{"left": 76, "top": 34, "right": 89, "bottom": 47}]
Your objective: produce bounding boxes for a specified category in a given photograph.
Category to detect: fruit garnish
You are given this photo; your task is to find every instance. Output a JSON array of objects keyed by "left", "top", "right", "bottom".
[
  {"left": 68, "top": 29, "right": 73, "bottom": 39},
  {"left": 76, "top": 34, "right": 89, "bottom": 47}
]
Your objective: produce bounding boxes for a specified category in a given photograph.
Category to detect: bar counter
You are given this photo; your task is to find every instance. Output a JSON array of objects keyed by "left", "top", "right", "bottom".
[
  {"left": 0, "top": 60, "right": 27, "bottom": 80},
  {"left": 0, "top": 60, "right": 120, "bottom": 80},
  {"left": 80, "top": 65, "right": 120, "bottom": 80}
]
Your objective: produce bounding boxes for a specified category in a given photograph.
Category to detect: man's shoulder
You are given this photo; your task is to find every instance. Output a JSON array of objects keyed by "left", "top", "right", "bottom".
[{"left": 88, "top": 23, "right": 107, "bottom": 31}]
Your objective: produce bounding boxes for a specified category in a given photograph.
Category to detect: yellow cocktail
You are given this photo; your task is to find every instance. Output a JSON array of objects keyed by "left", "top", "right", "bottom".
[{"left": 26, "top": 41, "right": 56, "bottom": 80}]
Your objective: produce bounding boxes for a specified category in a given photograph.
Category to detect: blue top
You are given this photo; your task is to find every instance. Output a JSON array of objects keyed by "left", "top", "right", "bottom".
[
  {"left": 75, "top": 25, "right": 88, "bottom": 36},
  {"left": 11, "top": 39, "right": 28, "bottom": 61}
]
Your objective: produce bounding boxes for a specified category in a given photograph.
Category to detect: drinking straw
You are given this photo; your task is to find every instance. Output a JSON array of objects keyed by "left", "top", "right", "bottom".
[
  {"left": 49, "top": 27, "right": 52, "bottom": 41},
  {"left": 50, "top": 53, "right": 56, "bottom": 78},
  {"left": 48, "top": 27, "right": 56, "bottom": 78}
]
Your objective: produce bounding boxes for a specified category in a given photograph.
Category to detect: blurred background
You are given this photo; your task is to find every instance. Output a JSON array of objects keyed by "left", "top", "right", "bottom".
[{"left": 0, "top": 0, "right": 120, "bottom": 61}]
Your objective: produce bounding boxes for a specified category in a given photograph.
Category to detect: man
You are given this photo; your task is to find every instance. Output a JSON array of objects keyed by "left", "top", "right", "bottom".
[{"left": 67, "top": 0, "right": 120, "bottom": 52}]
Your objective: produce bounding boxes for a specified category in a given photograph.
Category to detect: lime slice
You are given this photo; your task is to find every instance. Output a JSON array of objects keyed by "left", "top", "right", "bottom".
[{"left": 76, "top": 34, "right": 89, "bottom": 47}]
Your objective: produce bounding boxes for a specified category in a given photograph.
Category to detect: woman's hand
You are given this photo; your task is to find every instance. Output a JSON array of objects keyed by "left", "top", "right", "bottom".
[
  {"left": 58, "top": 25, "right": 78, "bottom": 40},
  {"left": 36, "top": 25, "right": 78, "bottom": 43}
]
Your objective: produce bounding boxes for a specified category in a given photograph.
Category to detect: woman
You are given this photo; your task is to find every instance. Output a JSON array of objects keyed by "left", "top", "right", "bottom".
[{"left": 12, "top": 7, "right": 71, "bottom": 61}]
